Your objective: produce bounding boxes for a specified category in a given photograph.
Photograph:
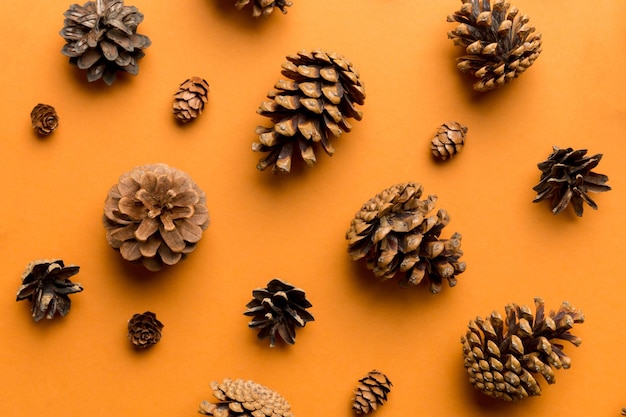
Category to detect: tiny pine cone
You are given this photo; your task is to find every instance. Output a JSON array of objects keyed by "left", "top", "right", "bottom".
[
  {"left": 128, "top": 311, "right": 163, "bottom": 349},
  {"left": 352, "top": 370, "right": 392, "bottom": 415},
  {"left": 31, "top": 104, "right": 59, "bottom": 136},
  {"left": 173, "top": 77, "right": 210, "bottom": 123},
  {"left": 431, "top": 121, "right": 468, "bottom": 160}
]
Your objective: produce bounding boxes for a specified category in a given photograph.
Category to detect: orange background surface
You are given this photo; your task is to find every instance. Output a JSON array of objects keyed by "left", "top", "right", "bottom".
[{"left": 1, "top": 1, "right": 625, "bottom": 416}]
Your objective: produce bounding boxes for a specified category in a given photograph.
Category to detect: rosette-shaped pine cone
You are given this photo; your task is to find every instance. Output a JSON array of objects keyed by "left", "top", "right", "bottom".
[
  {"left": 16, "top": 259, "right": 83, "bottom": 321},
  {"left": 253, "top": 49, "right": 366, "bottom": 173},
  {"left": 199, "top": 378, "right": 294, "bottom": 417},
  {"left": 532, "top": 146, "right": 611, "bottom": 217},
  {"left": 60, "top": 0, "right": 151, "bottom": 85},
  {"left": 352, "top": 370, "right": 392, "bottom": 415},
  {"left": 128, "top": 311, "right": 163, "bottom": 349},
  {"left": 244, "top": 279, "right": 314, "bottom": 347},
  {"left": 447, "top": 0, "right": 542, "bottom": 92},
  {"left": 173, "top": 77, "right": 210, "bottom": 123},
  {"left": 346, "top": 182, "right": 465, "bottom": 291},
  {"left": 235, "top": 0, "right": 293, "bottom": 17},
  {"left": 103, "top": 163, "right": 210, "bottom": 271},
  {"left": 461, "top": 298, "right": 584, "bottom": 401},
  {"left": 30, "top": 104, "right": 59, "bottom": 136},
  {"left": 431, "top": 121, "right": 468, "bottom": 160}
]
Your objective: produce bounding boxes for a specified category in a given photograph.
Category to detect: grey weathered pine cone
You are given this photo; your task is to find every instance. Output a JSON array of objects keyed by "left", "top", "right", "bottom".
[
  {"left": 252, "top": 49, "right": 366, "bottom": 173},
  {"left": 173, "top": 77, "right": 210, "bottom": 123},
  {"left": 199, "top": 379, "right": 294, "bottom": 417},
  {"left": 461, "top": 298, "right": 584, "bottom": 401},
  {"left": 244, "top": 279, "right": 314, "bottom": 347},
  {"left": 532, "top": 146, "right": 611, "bottom": 217},
  {"left": 16, "top": 259, "right": 83, "bottom": 321},
  {"left": 103, "top": 163, "right": 209, "bottom": 271},
  {"left": 352, "top": 370, "right": 392, "bottom": 415},
  {"left": 346, "top": 182, "right": 465, "bottom": 291},
  {"left": 235, "top": 0, "right": 293, "bottom": 17},
  {"left": 30, "top": 104, "right": 59, "bottom": 136},
  {"left": 447, "top": 0, "right": 542, "bottom": 92},
  {"left": 431, "top": 121, "right": 468, "bottom": 160},
  {"left": 128, "top": 311, "right": 164, "bottom": 349},
  {"left": 60, "top": 0, "right": 151, "bottom": 85}
]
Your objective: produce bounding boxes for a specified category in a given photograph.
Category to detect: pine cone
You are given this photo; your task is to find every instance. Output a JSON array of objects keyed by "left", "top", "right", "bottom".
[
  {"left": 234, "top": 0, "right": 293, "bottom": 17},
  {"left": 199, "top": 379, "right": 294, "bottom": 417},
  {"left": 346, "top": 182, "right": 465, "bottom": 291},
  {"left": 431, "top": 121, "right": 468, "bottom": 160},
  {"left": 128, "top": 311, "right": 163, "bottom": 349},
  {"left": 16, "top": 259, "right": 83, "bottom": 321},
  {"left": 173, "top": 77, "right": 210, "bottom": 123},
  {"left": 447, "top": 0, "right": 542, "bottom": 92},
  {"left": 30, "top": 104, "right": 59, "bottom": 136},
  {"left": 244, "top": 278, "right": 314, "bottom": 347},
  {"left": 252, "top": 49, "right": 366, "bottom": 173},
  {"left": 532, "top": 146, "right": 611, "bottom": 217},
  {"left": 60, "top": 0, "right": 151, "bottom": 85},
  {"left": 103, "top": 163, "right": 210, "bottom": 271},
  {"left": 461, "top": 298, "right": 584, "bottom": 401},
  {"left": 352, "top": 370, "right": 392, "bottom": 415}
]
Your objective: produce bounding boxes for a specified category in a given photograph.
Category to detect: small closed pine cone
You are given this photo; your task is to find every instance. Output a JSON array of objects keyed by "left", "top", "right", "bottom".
[
  {"left": 235, "top": 0, "right": 293, "bottom": 17},
  {"left": 346, "top": 182, "right": 465, "bottom": 291},
  {"left": 16, "top": 259, "right": 83, "bottom": 321},
  {"left": 253, "top": 49, "right": 366, "bottom": 173},
  {"left": 173, "top": 77, "right": 210, "bottom": 123},
  {"left": 199, "top": 379, "right": 294, "bottom": 417},
  {"left": 352, "top": 370, "right": 392, "bottom": 415},
  {"left": 532, "top": 146, "right": 611, "bottom": 217},
  {"left": 103, "top": 163, "right": 210, "bottom": 271},
  {"left": 60, "top": 0, "right": 151, "bottom": 85},
  {"left": 461, "top": 298, "right": 584, "bottom": 401},
  {"left": 128, "top": 311, "right": 163, "bottom": 349},
  {"left": 447, "top": 0, "right": 542, "bottom": 92},
  {"left": 30, "top": 104, "right": 59, "bottom": 136},
  {"left": 431, "top": 121, "right": 468, "bottom": 160},
  {"left": 244, "top": 278, "right": 314, "bottom": 347}
]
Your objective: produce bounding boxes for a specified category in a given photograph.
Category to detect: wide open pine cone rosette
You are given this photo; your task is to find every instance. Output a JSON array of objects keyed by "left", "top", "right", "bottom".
[
  {"left": 103, "top": 163, "right": 209, "bottom": 271},
  {"left": 346, "top": 182, "right": 465, "bottom": 291},
  {"left": 253, "top": 49, "right": 366, "bottom": 174}
]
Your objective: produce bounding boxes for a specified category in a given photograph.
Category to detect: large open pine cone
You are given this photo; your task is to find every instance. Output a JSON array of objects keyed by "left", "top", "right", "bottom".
[
  {"left": 462, "top": 298, "right": 584, "bottom": 401},
  {"left": 447, "top": 0, "right": 542, "bottom": 92},
  {"left": 103, "top": 163, "right": 209, "bottom": 271},
  {"left": 60, "top": 0, "right": 151, "bottom": 85},
  {"left": 346, "top": 182, "right": 465, "bottom": 291},
  {"left": 235, "top": 0, "right": 293, "bottom": 17},
  {"left": 253, "top": 49, "right": 366, "bottom": 173},
  {"left": 199, "top": 379, "right": 294, "bottom": 417},
  {"left": 352, "top": 370, "right": 392, "bottom": 415},
  {"left": 532, "top": 146, "right": 611, "bottom": 217}
]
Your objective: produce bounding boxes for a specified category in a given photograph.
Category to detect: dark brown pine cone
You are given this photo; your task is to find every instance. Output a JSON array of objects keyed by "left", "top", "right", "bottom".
[
  {"left": 30, "top": 104, "right": 59, "bottom": 136},
  {"left": 234, "top": 0, "right": 293, "bottom": 17},
  {"left": 199, "top": 379, "right": 294, "bottom": 417},
  {"left": 352, "top": 370, "right": 392, "bottom": 415},
  {"left": 173, "top": 77, "right": 210, "bottom": 123},
  {"left": 127, "top": 311, "right": 163, "bottom": 349}
]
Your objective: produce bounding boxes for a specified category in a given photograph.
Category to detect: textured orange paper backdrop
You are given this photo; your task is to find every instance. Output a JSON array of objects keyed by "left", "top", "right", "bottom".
[{"left": 1, "top": 1, "right": 625, "bottom": 416}]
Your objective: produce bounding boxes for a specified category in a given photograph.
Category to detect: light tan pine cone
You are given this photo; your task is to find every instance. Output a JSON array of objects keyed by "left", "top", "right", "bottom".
[
  {"left": 235, "top": 0, "right": 293, "bottom": 17},
  {"left": 30, "top": 104, "right": 59, "bottom": 136},
  {"left": 199, "top": 379, "right": 294, "bottom": 417},
  {"left": 352, "top": 370, "right": 392, "bottom": 415},
  {"left": 173, "top": 77, "right": 210, "bottom": 123},
  {"left": 431, "top": 121, "right": 468, "bottom": 160}
]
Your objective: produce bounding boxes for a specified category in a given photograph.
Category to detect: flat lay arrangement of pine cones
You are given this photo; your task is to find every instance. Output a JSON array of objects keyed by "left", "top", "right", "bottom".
[
  {"left": 199, "top": 379, "right": 294, "bottom": 417},
  {"left": 351, "top": 370, "right": 392, "bottom": 415}
]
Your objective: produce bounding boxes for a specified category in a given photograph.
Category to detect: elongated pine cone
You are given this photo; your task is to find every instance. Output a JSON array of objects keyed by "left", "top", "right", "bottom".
[
  {"left": 431, "top": 121, "right": 468, "bottom": 160},
  {"left": 235, "top": 0, "right": 293, "bottom": 17},
  {"left": 16, "top": 259, "right": 83, "bottom": 321},
  {"left": 352, "top": 370, "right": 392, "bottom": 415},
  {"left": 532, "top": 146, "right": 610, "bottom": 217},
  {"left": 60, "top": 0, "right": 151, "bottom": 85},
  {"left": 30, "top": 104, "right": 59, "bottom": 136},
  {"left": 447, "top": 0, "right": 542, "bottom": 92},
  {"left": 103, "top": 163, "right": 210, "bottom": 271},
  {"left": 253, "top": 49, "right": 366, "bottom": 173},
  {"left": 346, "top": 182, "right": 465, "bottom": 291},
  {"left": 173, "top": 77, "right": 210, "bottom": 123},
  {"left": 199, "top": 379, "right": 294, "bottom": 417},
  {"left": 461, "top": 298, "right": 584, "bottom": 401},
  {"left": 244, "top": 279, "right": 314, "bottom": 347},
  {"left": 128, "top": 311, "right": 163, "bottom": 349}
]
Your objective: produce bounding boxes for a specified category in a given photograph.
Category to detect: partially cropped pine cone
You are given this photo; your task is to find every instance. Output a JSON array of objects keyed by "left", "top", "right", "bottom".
[
  {"left": 431, "top": 121, "right": 468, "bottom": 160},
  {"left": 199, "top": 379, "right": 294, "bottom": 417},
  {"left": 244, "top": 278, "right": 314, "bottom": 347},
  {"left": 173, "top": 77, "right": 210, "bottom": 123},
  {"left": 462, "top": 298, "right": 584, "bottom": 401},
  {"left": 352, "top": 370, "right": 392, "bottom": 415},
  {"left": 447, "top": 0, "right": 542, "bottom": 92},
  {"left": 235, "top": 0, "right": 293, "bottom": 17},
  {"left": 103, "top": 163, "right": 210, "bottom": 271},
  {"left": 30, "top": 104, "right": 59, "bottom": 136},
  {"left": 60, "top": 0, "right": 151, "bottom": 85},
  {"left": 346, "top": 182, "right": 465, "bottom": 291},
  {"left": 128, "top": 311, "right": 163, "bottom": 349},
  {"left": 16, "top": 259, "right": 83, "bottom": 321},
  {"left": 253, "top": 49, "right": 366, "bottom": 173}
]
